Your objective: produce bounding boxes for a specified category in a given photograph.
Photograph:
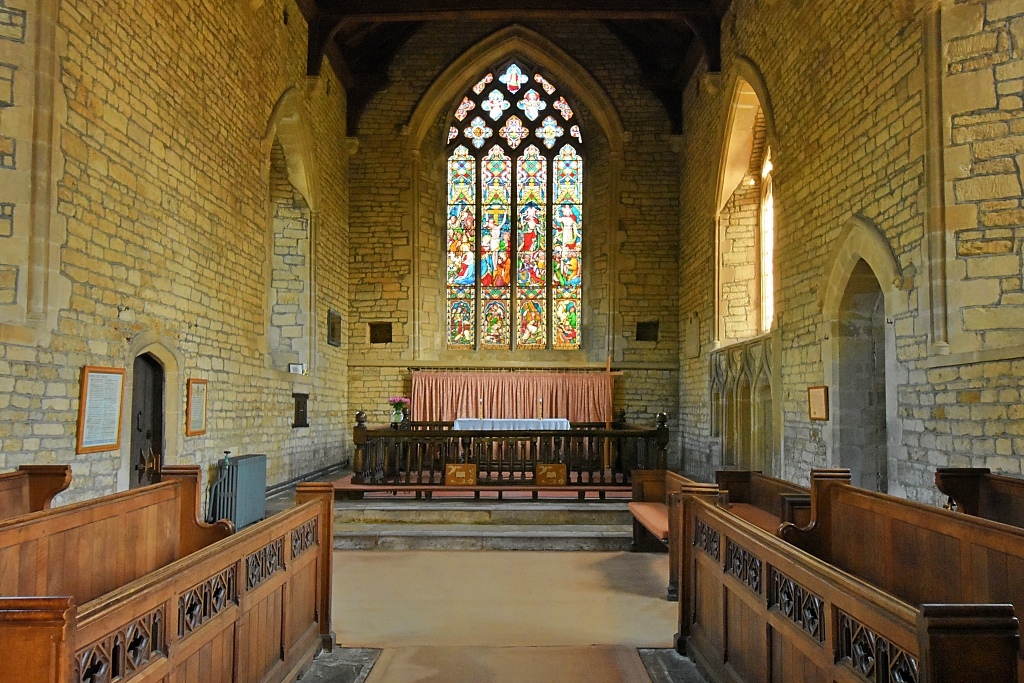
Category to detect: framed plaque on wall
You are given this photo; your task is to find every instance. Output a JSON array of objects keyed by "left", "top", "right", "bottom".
[
  {"left": 76, "top": 366, "right": 126, "bottom": 454},
  {"left": 186, "top": 378, "right": 208, "bottom": 436},
  {"left": 808, "top": 385, "right": 829, "bottom": 421}
]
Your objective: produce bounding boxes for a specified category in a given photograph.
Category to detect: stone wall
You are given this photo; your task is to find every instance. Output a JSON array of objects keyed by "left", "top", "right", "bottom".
[
  {"left": 347, "top": 21, "right": 681, "bottom": 460},
  {"left": 0, "top": 0, "right": 352, "bottom": 501},
  {"left": 678, "top": 0, "right": 1024, "bottom": 503}
]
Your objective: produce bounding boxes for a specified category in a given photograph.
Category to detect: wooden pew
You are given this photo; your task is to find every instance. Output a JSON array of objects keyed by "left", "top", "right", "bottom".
[
  {"left": 0, "top": 464, "right": 72, "bottom": 521},
  {"left": 715, "top": 470, "right": 812, "bottom": 532},
  {"left": 673, "top": 477, "right": 1021, "bottom": 683},
  {"left": 629, "top": 470, "right": 717, "bottom": 600},
  {"left": 935, "top": 467, "right": 1024, "bottom": 528},
  {"left": 0, "top": 470, "right": 335, "bottom": 683},
  {"left": 778, "top": 469, "right": 1024, "bottom": 680}
]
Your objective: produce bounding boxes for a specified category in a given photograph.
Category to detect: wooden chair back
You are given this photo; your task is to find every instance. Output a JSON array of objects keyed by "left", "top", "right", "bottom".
[
  {"left": 0, "top": 466, "right": 231, "bottom": 605},
  {"left": 0, "top": 465, "right": 72, "bottom": 520}
]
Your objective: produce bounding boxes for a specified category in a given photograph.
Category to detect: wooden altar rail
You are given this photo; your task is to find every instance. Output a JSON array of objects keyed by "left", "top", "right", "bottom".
[
  {"left": 0, "top": 466, "right": 232, "bottom": 603},
  {"left": 778, "top": 469, "right": 1024, "bottom": 680},
  {"left": 674, "top": 486, "right": 1020, "bottom": 683},
  {"left": 352, "top": 413, "right": 668, "bottom": 487},
  {"left": 0, "top": 464, "right": 72, "bottom": 521},
  {"left": 0, "top": 481, "right": 334, "bottom": 683},
  {"left": 935, "top": 467, "right": 1024, "bottom": 528}
]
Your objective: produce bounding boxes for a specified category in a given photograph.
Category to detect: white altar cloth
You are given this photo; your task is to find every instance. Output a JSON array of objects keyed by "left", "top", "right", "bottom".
[{"left": 453, "top": 418, "right": 571, "bottom": 431}]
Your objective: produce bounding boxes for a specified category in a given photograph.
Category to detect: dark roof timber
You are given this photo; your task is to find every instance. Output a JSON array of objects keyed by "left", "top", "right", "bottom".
[{"left": 299, "top": 1, "right": 730, "bottom": 135}]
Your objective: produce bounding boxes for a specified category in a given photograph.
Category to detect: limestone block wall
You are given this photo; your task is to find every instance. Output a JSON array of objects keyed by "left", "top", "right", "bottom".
[
  {"left": 0, "top": 0, "right": 351, "bottom": 501},
  {"left": 679, "top": 0, "right": 1024, "bottom": 503},
  {"left": 347, "top": 21, "right": 681, "bottom": 460}
]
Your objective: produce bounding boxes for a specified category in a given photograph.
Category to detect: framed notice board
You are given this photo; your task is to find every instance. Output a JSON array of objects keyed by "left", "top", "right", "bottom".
[
  {"left": 808, "top": 386, "right": 829, "bottom": 421},
  {"left": 186, "top": 378, "right": 208, "bottom": 436},
  {"left": 76, "top": 366, "right": 126, "bottom": 454}
]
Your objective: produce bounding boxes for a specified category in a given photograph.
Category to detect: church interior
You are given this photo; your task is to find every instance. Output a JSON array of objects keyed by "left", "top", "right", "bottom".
[{"left": 3, "top": 0, "right": 1024, "bottom": 681}]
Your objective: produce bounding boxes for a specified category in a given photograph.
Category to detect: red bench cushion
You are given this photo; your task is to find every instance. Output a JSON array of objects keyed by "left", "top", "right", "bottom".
[{"left": 628, "top": 501, "right": 669, "bottom": 541}]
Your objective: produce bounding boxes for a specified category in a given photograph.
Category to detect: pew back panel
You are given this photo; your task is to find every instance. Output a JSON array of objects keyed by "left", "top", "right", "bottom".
[
  {"left": 936, "top": 467, "right": 1024, "bottom": 529},
  {"left": 715, "top": 470, "right": 812, "bottom": 528},
  {"left": 0, "top": 484, "right": 335, "bottom": 683},
  {"left": 782, "top": 470, "right": 1024, "bottom": 678},
  {"left": 0, "top": 467, "right": 231, "bottom": 605},
  {"left": 678, "top": 493, "right": 1020, "bottom": 683},
  {"left": 0, "top": 465, "right": 72, "bottom": 520}
]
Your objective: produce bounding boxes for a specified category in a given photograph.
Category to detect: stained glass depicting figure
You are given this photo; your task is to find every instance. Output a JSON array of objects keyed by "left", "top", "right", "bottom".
[
  {"left": 480, "top": 146, "right": 512, "bottom": 347},
  {"left": 446, "top": 146, "right": 476, "bottom": 347},
  {"left": 553, "top": 145, "right": 582, "bottom": 349},
  {"left": 517, "top": 146, "right": 547, "bottom": 348}
]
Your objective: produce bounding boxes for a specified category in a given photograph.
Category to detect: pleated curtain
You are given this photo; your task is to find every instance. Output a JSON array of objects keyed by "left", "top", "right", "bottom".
[{"left": 411, "top": 371, "right": 610, "bottom": 423}]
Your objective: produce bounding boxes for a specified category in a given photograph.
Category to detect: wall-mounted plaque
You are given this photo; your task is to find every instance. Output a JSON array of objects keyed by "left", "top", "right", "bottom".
[
  {"left": 808, "top": 386, "right": 829, "bottom": 421},
  {"left": 327, "top": 309, "right": 342, "bottom": 347},
  {"left": 76, "top": 366, "right": 126, "bottom": 454},
  {"left": 186, "top": 378, "right": 208, "bottom": 436}
]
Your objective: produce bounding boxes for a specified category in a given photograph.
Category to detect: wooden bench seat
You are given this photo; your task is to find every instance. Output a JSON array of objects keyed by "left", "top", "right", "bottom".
[
  {"left": 627, "top": 501, "right": 669, "bottom": 540},
  {"left": 672, "top": 475, "right": 1020, "bottom": 683},
  {"left": 0, "top": 465, "right": 71, "bottom": 521},
  {"left": 0, "top": 467, "right": 335, "bottom": 683},
  {"left": 630, "top": 470, "right": 718, "bottom": 601}
]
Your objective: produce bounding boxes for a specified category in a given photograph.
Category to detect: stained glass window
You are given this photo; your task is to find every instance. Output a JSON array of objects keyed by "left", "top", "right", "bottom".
[{"left": 445, "top": 62, "right": 583, "bottom": 350}]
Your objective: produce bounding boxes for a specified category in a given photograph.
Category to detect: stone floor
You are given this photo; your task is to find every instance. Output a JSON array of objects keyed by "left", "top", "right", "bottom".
[{"left": 317, "top": 550, "right": 706, "bottom": 682}]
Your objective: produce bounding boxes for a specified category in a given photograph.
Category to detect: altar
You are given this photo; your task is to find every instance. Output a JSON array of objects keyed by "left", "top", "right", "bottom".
[{"left": 453, "top": 418, "right": 571, "bottom": 431}]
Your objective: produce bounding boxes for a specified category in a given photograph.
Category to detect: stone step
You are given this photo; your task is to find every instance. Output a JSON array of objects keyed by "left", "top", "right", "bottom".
[
  {"left": 334, "top": 500, "right": 632, "bottom": 526},
  {"left": 333, "top": 523, "right": 633, "bottom": 551}
]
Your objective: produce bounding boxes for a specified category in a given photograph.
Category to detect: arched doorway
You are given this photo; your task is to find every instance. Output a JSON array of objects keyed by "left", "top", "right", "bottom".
[
  {"left": 837, "top": 259, "right": 887, "bottom": 492},
  {"left": 129, "top": 352, "right": 164, "bottom": 488}
]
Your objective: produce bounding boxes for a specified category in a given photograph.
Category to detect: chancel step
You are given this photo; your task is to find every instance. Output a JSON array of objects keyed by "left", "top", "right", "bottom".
[
  {"left": 334, "top": 522, "right": 632, "bottom": 551},
  {"left": 334, "top": 500, "right": 632, "bottom": 526}
]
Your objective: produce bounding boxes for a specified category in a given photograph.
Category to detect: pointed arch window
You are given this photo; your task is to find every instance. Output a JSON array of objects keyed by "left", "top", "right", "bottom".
[{"left": 446, "top": 62, "right": 583, "bottom": 350}]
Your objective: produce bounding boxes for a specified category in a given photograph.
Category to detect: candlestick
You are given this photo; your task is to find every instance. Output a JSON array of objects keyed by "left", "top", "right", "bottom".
[
  {"left": 478, "top": 397, "right": 483, "bottom": 419},
  {"left": 539, "top": 397, "right": 543, "bottom": 419}
]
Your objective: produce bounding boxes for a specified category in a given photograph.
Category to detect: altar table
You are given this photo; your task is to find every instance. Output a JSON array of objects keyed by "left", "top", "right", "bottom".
[{"left": 452, "top": 418, "right": 571, "bottom": 431}]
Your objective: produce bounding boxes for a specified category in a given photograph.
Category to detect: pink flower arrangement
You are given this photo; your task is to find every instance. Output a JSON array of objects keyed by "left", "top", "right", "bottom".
[{"left": 387, "top": 396, "right": 410, "bottom": 408}]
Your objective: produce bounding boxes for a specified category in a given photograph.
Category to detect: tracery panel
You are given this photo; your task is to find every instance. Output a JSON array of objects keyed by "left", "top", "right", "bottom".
[
  {"left": 553, "top": 144, "right": 582, "bottom": 349},
  {"left": 447, "top": 146, "right": 477, "bottom": 348},
  {"left": 481, "top": 145, "right": 512, "bottom": 348},
  {"left": 516, "top": 145, "right": 547, "bottom": 348}
]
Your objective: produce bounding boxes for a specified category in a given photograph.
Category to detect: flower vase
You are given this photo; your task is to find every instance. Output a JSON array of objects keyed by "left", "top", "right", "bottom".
[{"left": 391, "top": 406, "right": 405, "bottom": 427}]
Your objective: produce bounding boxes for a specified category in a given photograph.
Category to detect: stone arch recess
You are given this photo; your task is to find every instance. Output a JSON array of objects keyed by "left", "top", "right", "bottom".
[
  {"left": 403, "top": 24, "right": 627, "bottom": 359},
  {"left": 714, "top": 57, "right": 779, "bottom": 215},
  {"left": 819, "top": 215, "right": 907, "bottom": 491},
  {"left": 261, "top": 88, "right": 318, "bottom": 375},
  {"left": 117, "top": 331, "right": 184, "bottom": 490}
]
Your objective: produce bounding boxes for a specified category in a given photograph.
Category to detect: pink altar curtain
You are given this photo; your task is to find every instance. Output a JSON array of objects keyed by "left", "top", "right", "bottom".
[{"left": 411, "top": 371, "right": 611, "bottom": 423}]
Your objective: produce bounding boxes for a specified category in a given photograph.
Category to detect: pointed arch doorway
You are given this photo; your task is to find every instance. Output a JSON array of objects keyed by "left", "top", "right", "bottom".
[
  {"left": 129, "top": 352, "right": 164, "bottom": 488},
  {"left": 836, "top": 260, "right": 888, "bottom": 492}
]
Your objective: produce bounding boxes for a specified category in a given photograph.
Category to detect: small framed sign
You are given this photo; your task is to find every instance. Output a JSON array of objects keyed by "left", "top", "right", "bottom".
[
  {"left": 76, "top": 366, "right": 126, "bottom": 454},
  {"left": 808, "top": 386, "right": 829, "bottom": 421},
  {"left": 186, "top": 378, "right": 208, "bottom": 436},
  {"left": 327, "top": 309, "right": 342, "bottom": 347}
]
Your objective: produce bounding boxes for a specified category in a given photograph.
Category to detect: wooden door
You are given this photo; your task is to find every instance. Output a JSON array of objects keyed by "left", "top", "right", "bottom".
[{"left": 130, "top": 353, "right": 164, "bottom": 488}]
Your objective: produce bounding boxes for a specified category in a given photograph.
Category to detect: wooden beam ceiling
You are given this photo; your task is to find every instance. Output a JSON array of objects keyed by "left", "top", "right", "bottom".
[{"left": 298, "top": 1, "right": 730, "bottom": 135}]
